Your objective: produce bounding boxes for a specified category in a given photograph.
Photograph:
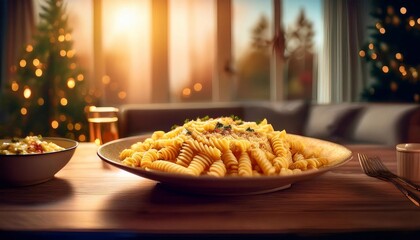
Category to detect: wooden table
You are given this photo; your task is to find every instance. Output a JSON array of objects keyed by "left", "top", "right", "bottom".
[{"left": 1, "top": 143, "right": 420, "bottom": 239}]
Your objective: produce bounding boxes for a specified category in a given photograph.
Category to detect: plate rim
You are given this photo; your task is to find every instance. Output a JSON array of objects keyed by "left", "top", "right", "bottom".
[{"left": 97, "top": 134, "right": 353, "bottom": 184}]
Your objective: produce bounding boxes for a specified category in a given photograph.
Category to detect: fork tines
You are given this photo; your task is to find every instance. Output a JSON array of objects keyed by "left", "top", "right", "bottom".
[{"left": 358, "top": 153, "right": 420, "bottom": 191}]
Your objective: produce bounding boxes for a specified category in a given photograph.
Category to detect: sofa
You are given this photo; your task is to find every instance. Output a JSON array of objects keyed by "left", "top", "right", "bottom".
[{"left": 117, "top": 100, "right": 420, "bottom": 146}]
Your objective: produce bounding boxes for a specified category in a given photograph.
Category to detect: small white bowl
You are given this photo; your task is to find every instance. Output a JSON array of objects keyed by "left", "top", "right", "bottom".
[
  {"left": 0, "top": 137, "right": 78, "bottom": 186},
  {"left": 396, "top": 143, "right": 420, "bottom": 184}
]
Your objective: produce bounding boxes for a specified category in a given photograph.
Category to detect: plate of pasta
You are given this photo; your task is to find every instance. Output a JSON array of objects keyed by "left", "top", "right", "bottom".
[{"left": 97, "top": 116, "right": 352, "bottom": 195}]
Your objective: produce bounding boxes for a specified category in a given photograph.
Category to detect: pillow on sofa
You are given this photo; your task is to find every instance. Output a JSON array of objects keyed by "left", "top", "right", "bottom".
[
  {"left": 350, "top": 104, "right": 420, "bottom": 146},
  {"left": 304, "top": 103, "right": 362, "bottom": 141}
]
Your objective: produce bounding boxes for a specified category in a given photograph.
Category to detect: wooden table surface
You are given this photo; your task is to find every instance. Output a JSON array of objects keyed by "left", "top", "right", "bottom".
[{"left": 1, "top": 142, "right": 420, "bottom": 239}]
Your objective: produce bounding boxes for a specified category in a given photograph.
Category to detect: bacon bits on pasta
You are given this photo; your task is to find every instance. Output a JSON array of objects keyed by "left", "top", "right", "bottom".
[{"left": 119, "top": 116, "right": 329, "bottom": 177}]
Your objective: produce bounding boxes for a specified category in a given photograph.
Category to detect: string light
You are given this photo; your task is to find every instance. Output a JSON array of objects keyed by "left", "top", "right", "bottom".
[
  {"left": 193, "top": 83, "right": 203, "bottom": 92},
  {"left": 60, "top": 97, "right": 68, "bottom": 106},
  {"left": 102, "top": 75, "right": 111, "bottom": 84},
  {"left": 59, "top": 114, "right": 66, "bottom": 121},
  {"left": 371, "top": 53, "right": 377, "bottom": 60},
  {"left": 77, "top": 74, "right": 84, "bottom": 81},
  {"left": 67, "top": 50, "right": 75, "bottom": 58},
  {"left": 409, "top": 19, "right": 416, "bottom": 27},
  {"left": 35, "top": 69, "right": 43, "bottom": 77},
  {"left": 182, "top": 88, "right": 191, "bottom": 97},
  {"left": 74, "top": 123, "right": 82, "bottom": 131},
  {"left": 379, "top": 28, "right": 386, "bottom": 34},
  {"left": 20, "top": 108, "right": 28, "bottom": 115},
  {"left": 60, "top": 50, "right": 67, "bottom": 57},
  {"left": 65, "top": 33, "right": 72, "bottom": 41},
  {"left": 11, "top": 81, "right": 19, "bottom": 91},
  {"left": 399, "top": 65, "right": 407, "bottom": 76},
  {"left": 37, "top": 98, "right": 45, "bottom": 106},
  {"left": 67, "top": 78, "right": 76, "bottom": 88},
  {"left": 382, "top": 66, "right": 389, "bottom": 73},
  {"left": 400, "top": 7, "right": 407, "bottom": 14},
  {"left": 19, "top": 59, "right": 27, "bottom": 67},
  {"left": 359, "top": 50, "right": 366, "bottom": 57},
  {"left": 33, "top": 59, "right": 40, "bottom": 66},
  {"left": 78, "top": 135, "right": 86, "bottom": 142},
  {"left": 23, "top": 87, "right": 31, "bottom": 99},
  {"left": 395, "top": 53, "right": 403, "bottom": 60},
  {"left": 51, "top": 120, "right": 59, "bottom": 129},
  {"left": 58, "top": 34, "right": 65, "bottom": 42},
  {"left": 118, "top": 91, "right": 127, "bottom": 99},
  {"left": 26, "top": 45, "right": 33, "bottom": 52}
]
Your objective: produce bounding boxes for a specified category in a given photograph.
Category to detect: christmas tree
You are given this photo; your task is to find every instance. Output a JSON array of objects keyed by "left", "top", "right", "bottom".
[
  {"left": 360, "top": 0, "right": 420, "bottom": 102},
  {"left": 0, "top": 0, "right": 96, "bottom": 141}
]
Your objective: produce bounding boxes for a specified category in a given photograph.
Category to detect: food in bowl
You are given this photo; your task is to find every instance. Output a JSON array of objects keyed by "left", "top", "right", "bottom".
[
  {"left": 0, "top": 135, "right": 65, "bottom": 155},
  {"left": 119, "top": 116, "right": 329, "bottom": 177},
  {"left": 0, "top": 137, "right": 78, "bottom": 186}
]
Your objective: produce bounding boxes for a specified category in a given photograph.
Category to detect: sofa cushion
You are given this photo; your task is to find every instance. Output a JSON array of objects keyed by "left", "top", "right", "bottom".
[
  {"left": 304, "top": 103, "right": 362, "bottom": 141},
  {"left": 349, "top": 104, "right": 420, "bottom": 146}
]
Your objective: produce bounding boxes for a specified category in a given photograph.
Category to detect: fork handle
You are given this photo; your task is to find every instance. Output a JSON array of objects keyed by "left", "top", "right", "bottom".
[
  {"left": 389, "top": 178, "right": 420, "bottom": 207},
  {"left": 393, "top": 176, "right": 420, "bottom": 192}
]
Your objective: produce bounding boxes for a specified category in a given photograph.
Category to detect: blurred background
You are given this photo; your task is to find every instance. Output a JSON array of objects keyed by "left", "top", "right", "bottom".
[{"left": 1, "top": 0, "right": 419, "bottom": 140}]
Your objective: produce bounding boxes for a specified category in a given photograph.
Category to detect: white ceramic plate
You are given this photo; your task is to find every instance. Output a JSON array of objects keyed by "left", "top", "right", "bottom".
[{"left": 97, "top": 134, "right": 352, "bottom": 195}]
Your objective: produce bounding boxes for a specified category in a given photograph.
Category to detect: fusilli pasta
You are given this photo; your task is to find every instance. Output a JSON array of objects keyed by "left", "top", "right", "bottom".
[{"left": 118, "top": 116, "right": 330, "bottom": 177}]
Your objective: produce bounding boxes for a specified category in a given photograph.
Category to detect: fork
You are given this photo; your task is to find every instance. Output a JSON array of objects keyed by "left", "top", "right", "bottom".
[
  {"left": 359, "top": 154, "right": 420, "bottom": 191},
  {"left": 358, "top": 153, "right": 420, "bottom": 207}
]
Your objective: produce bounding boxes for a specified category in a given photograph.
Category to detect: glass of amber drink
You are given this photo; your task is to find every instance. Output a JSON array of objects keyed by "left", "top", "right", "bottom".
[{"left": 87, "top": 106, "right": 119, "bottom": 145}]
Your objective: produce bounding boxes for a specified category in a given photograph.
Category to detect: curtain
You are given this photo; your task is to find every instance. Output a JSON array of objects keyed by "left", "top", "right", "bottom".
[
  {"left": 318, "top": 0, "right": 372, "bottom": 103},
  {"left": 1, "top": 0, "right": 35, "bottom": 90}
]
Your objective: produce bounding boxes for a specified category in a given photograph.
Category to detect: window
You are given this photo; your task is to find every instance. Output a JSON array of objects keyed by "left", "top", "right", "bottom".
[
  {"left": 283, "top": 0, "right": 323, "bottom": 101},
  {"left": 15, "top": 0, "right": 324, "bottom": 105},
  {"left": 170, "top": 0, "right": 215, "bottom": 102},
  {"left": 233, "top": 0, "right": 273, "bottom": 100},
  {"left": 101, "top": 0, "right": 151, "bottom": 104}
]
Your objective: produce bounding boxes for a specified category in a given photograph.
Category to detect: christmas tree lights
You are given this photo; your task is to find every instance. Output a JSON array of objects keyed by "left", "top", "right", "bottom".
[
  {"left": 360, "top": 0, "right": 420, "bottom": 102},
  {"left": 0, "top": 0, "right": 97, "bottom": 140}
]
